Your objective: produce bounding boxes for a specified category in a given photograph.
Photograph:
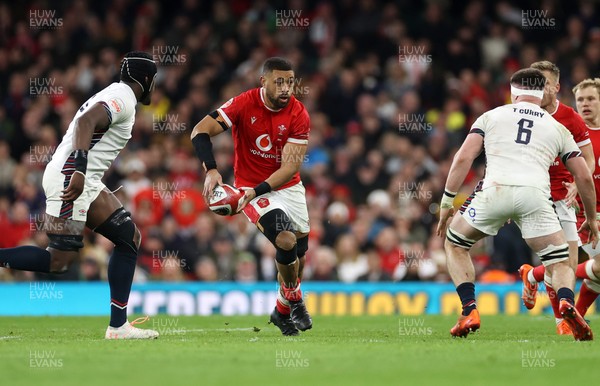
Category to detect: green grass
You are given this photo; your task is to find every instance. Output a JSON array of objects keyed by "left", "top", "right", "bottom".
[{"left": 0, "top": 314, "right": 598, "bottom": 386}]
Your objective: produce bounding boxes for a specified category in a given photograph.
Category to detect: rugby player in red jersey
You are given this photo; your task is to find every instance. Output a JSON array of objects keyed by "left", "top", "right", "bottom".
[
  {"left": 190, "top": 57, "right": 312, "bottom": 335},
  {"left": 521, "top": 78, "right": 600, "bottom": 333},
  {"left": 518, "top": 61, "right": 594, "bottom": 335}
]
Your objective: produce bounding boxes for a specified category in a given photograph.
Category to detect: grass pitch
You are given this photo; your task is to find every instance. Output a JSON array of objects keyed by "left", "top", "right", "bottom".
[{"left": 0, "top": 314, "right": 598, "bottom": 386}]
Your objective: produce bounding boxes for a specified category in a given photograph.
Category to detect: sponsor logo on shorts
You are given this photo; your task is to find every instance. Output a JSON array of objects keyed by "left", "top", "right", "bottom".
[
  {"left": 257, "top": 198, "right": 270, "bottom": 208},
  {"left": 468, "top": 208, "right": 476, "bottom": 218}
]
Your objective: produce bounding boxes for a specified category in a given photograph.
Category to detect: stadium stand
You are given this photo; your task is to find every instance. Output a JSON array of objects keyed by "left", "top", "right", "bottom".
[{"left": 0, "top": 0, "right": 598, "bottom": 283}]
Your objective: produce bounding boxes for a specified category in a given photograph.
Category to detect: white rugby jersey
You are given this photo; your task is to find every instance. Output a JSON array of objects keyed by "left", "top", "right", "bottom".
[
  {"left": 47, "top": 83, "right": 137, "bottom": 184},
  {"left": 470, "top": 101, "right": 580, "bottom": 196}
]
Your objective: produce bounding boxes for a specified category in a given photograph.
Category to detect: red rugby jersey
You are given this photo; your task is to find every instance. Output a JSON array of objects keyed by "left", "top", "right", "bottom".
[
  {"left": 549, "top": 101, "right": 590, "bottom": 201},
  {"left": 217, "top": 88, "right": 310, "bottom": 189},
  {"left": 576, "top": 125, "right": 600, "bottom": 242}
]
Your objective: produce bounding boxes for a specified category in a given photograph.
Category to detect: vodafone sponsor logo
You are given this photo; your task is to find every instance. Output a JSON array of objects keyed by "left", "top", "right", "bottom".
[
  {"left": 256, "top": 134, "right": 273, "bottom": 151},
  {"left": 251, "top": 134, "right": 277, "bottom": 159}
]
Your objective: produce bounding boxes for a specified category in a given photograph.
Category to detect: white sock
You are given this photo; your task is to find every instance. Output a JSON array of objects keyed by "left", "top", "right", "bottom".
[
  {"left": 585, "top": 260, "right": 599, "bottom": 281},
  {"left": 277, "top": 288, "right": 290, "bottom": 306}
]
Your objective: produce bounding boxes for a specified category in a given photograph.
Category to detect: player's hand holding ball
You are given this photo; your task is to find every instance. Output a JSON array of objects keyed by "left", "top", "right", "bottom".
[
  {"left": 208, "top": 184, "right": 245, "bottom": 216},
  {"left": 202, "top": 169, "right": 223, "bottom": 200}
]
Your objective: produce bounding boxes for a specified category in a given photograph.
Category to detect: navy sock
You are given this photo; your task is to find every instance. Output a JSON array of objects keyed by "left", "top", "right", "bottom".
[
  {"left": 108, "top": 246, "right": 137, "bottom": 327},
  {"left": 456, "top": 282, "right": 477, "bottom": 316},
  {"left": 0, "top": 246, "right": 51, "bottom": 273},
  {"left": 557, "top": 287, "right": 575, "bottom": 305}
]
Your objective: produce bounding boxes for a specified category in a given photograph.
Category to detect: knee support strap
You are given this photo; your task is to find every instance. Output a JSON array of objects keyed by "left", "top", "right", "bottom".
[
  {"left": 47, "top": 233, "right": 84, "bottom": 252},
  {"left": 446, "top": 228, "right": 476, "bottom": 250},
  {"left": 94, "top": 207, "right": 138, "bottom": 254},
  {"left": 538, "top": 243, "right": 569, "bottom": 266},
  {"left": 258, "top": 209, "right": 297, "bottom": 264}
]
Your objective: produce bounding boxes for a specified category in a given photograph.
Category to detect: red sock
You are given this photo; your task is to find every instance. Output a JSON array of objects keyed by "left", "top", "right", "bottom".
[
  {"left": 576, "top": 281, "right": 600, "bottom": 316},
  {"left": 545, "top": 285, "right": 562, "bottom": 318},
  {"left": 276, "top": 298, "right": 291, "bottom": 315},
  {"left": 576, "top": 261, "right": 593, "bottom": 280},
  {"left": 532, "top": 265, "right": 545, "bottom": 283}
]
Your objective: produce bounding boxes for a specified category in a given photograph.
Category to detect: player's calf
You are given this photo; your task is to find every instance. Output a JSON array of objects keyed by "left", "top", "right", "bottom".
[
  {"left": 258, "top": 209, "right": 312, "bottom": 331},
  {"left": 95, "top": 207, "right": 141, "bottom": 329}
]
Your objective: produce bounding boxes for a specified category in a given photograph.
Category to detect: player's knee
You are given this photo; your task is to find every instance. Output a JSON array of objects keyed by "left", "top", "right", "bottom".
[
  {"left": 94, "top": 208, "right": 139, "bottom": 255},
  {"left": 258, "top": 209, "right": 298, "bottom": 264},
  {"left": 445, "top": 228, "right": 476, "bottom": 250},
  {"left": 258, "top": 209, "right": 295, "bottom": 248},
  {"left": 274, "top": 231, "right": 298, "bottom": 265},
  {"left": 275, "top": 231, "right": 296, "bottom": 251},
  {"left": 537, "top": 243, "right": 569, "bottom": 267}
]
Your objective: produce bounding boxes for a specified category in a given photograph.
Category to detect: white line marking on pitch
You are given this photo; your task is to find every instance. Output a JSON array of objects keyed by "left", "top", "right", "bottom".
[
  {"left": 0, "top": 336, "right": 21, "bottom": 340},
  {"left": 172, "top": 327, "right": 262, "bottom": 333}
]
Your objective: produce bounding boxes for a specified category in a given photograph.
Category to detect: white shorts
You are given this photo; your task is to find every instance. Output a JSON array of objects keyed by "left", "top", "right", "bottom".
[
  {"left": 461, "top": 185, "right": 561, "bottom": 239},
  {"left": 242, "top": 182, "right": 310, "bottom": 233},
  {"left": 553, "top": 199, "right": 579, "bottom": 242},
  {"left": 43, "top": 167, "right": 105, "bottom": 222}
]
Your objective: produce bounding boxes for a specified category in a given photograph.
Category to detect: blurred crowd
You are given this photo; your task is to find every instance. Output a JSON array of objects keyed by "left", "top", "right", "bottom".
[{"left": 0, "top": 0, "right": 598, "bottom": 283}]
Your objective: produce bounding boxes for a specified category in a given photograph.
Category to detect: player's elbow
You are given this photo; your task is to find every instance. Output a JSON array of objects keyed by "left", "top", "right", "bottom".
[{"left": 190, "top": 121, "right": 204, "bottom": 140}]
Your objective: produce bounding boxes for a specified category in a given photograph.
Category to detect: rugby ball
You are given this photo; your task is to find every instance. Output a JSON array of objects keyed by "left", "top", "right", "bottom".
[{"left": 208, "top": 184, "right": 244, "bottom": 216}]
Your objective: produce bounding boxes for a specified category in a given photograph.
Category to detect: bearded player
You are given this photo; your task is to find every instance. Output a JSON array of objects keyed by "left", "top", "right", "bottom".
[
  {"left": 190, "top": 57, "right": 312, "bottom": 336},
  {"left": 520, "top": 78, "right": 600, "bottom": 331},
  {"left": 0, "top": 52, "right": 159, "bottom": 339},
  {"left": 517, "top": 61, "right": 594, "bottom": 335}
]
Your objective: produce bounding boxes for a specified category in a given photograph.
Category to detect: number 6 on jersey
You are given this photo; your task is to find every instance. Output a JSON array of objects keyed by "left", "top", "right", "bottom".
[{"left": 515, "top": 118, "right": 534, "bottom": 145}]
